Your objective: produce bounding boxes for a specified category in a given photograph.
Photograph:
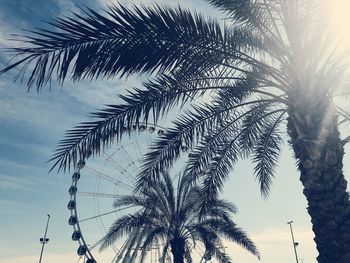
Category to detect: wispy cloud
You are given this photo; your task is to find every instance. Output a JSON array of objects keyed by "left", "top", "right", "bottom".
[
  {"left": 96, "top": 0, "right": 158, "bottom": 8},
  {"left": 0, "top": 253, "right": 76, "bottom": 263},
  {"left": 0, "top": 8, "right": 29, "bottom": 63},
  {"left": 225, "top": 226, "right": 317, "bottom": 263},
  {"left": 0, "top": 159, "right": 71, "bottom": 199},
  {"left": 56, "top": 0, "right": 83, "bottom": 15},
  {"left": 0, "top": 173, "right": 34, "bottom": 190},
  {"left": 0, "top": 199, "right": 39, "bottom": 214},
  {"left": 59, "top": 79, "right": 130, "bottom": 109},
  {"left": 95, "top": 0, "right": 223, "bottom": 19}
]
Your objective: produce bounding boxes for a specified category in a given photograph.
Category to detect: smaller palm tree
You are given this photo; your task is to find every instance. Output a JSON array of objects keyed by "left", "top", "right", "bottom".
[{"left": 100, "top": 172, "right": 259, "bottom": 263}]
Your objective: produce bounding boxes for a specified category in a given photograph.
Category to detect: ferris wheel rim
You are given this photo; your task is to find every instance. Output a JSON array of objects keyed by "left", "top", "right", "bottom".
[{"left": 67, "top": 122, "right": 167, "bottom": 262}]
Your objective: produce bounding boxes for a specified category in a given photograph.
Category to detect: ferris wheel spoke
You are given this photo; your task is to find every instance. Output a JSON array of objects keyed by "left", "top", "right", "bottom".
[
  {"left": 132, "top": 140, "right": 145, "bottom": 162},
  {"left": 79, "top": 206, "right": 135, "bottom": 223},
  {"left": 87, "top": 236, "right": 105, "bottom": 251},
  {"left": 84, "top": 236, "right": 122, "bottom": 262},
  {"left": 103, "top": 155, "right": 138, "bottom": 184},
  {"left": 119, "top": 143, "right": 143, "bottom": 165},
  {"left": 104, "top": 143, "right": 137, "bottom": 169},
  {"left": 84, "top": 166, "right": 133, "bottom": 190},
  {"left": 103, "top": 153, "right": 129, "bottom": 172},
  {"left": 77, "top": 192, "right": 124, "bottom": 198}
]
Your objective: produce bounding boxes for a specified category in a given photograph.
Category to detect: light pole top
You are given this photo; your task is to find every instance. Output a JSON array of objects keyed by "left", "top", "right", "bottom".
[{"left": 287, "top": 220, "right": 294, "bottom": 224}]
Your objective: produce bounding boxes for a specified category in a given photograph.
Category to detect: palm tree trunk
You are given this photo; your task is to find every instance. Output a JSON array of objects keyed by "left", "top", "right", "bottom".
[
  {"left": 287, "top": 95, "right": 350, "bottom": 262},
  {"left": 170, "top": 238, "right": 185, "bottom": 263}
]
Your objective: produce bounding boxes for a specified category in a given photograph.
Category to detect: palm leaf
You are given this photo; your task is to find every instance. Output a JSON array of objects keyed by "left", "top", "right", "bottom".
[
  {"left": 48, "top": 80, "right": 203, "bottom": 172},
  {"left": 1, "top": 4, "right": 225, "bottom": 90},
  {"left": 252, "top": 110, "right": 286, "bottom": 197},
  {"left": 212, "top": 247, "right": 232, "bottom": 263},
  {"left": 203, "top": 218, "right": 260, "bottom": 258},
  {"left": 100, "top": 211, "right": 146, "bottom": 250}
]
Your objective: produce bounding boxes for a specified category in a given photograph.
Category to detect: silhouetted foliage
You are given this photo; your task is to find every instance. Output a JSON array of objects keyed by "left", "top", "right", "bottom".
[
  {"left": 2, "top": 1, "right": 350, "bottom": 261},
  {"left": 100, "top": 172, "right": 259, "bottom": 263}
]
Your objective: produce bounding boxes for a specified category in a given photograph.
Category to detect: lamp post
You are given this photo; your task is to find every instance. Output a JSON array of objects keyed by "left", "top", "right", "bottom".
[
  {"left": 39, "top": 214, "right": 51, "bottom": 263},
  {"left": 287, "top": 221, "right": 299, "bottom": 263}
]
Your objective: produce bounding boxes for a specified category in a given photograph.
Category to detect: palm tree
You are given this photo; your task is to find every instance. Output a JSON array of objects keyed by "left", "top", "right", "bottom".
[
  {"left": 1, "top": 1, "right": 350, "bottom": 261},
  {"left": 100, "top": 172, "right": 259, "bottom": 263}
]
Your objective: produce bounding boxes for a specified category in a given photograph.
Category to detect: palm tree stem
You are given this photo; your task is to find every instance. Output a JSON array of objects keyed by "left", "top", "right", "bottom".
[{"left": 287, "top": 97, "right": 350, "bottom": 262}]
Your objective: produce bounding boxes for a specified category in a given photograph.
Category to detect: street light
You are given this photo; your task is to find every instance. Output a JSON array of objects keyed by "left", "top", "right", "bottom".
[
  {"left": 39, "top": 214, "right": 51, "bottom": 263},
  {"left": 287, "top": 221, "right": 299, "bottom": 263}
]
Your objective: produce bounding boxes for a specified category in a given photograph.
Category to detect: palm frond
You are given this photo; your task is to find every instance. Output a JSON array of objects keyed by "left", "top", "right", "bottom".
[
  {"left": 203, "top": 218, "right": 260, "bottom": 258},
  {"left": 48, "top": 80, "right": 203, "bottom": 172},
  {"left": 141, "top": 190, "right": 169, "bottom": 217},
  {"left": 160, "top": 241, "right": 171, "bottom": 263},
  {"left": 252, "top": 110, "right": 286, "bottom": 197},
  {"left": 118, "top": 229, "right": 144, "bottom": 263},
  {"left": 144, "top": 175, "right": 174, "bottom": 217},
  {"left": 206, "top": 0, "right": 264, "bottom": 25},
  {"left": 135, "top": 102, "right": 234, "bottom": 189},
  {"left": 136, "top": 95, "right": 280, "bottom": 191},
  {"left": 184, "top": 119, "right": 238, "bottom": 188},
  {"left": 160, "top": 171, "right": 176, "bottom": 215},
  {"left": 139, "top": 229, "right": 166, "bottom": 263},
  {"left": 50, "top": 64, "right": 262, "bottom": 172},
  {"left": 238, "top": 100, "right": 285, "bottom": 156},
  {"left": 201, "top": 136, "right": 240, "bottom": 200},
  {"left": 200, "top": 106, "right": 286, "bottom": 203},
  {"left": 1, "top": 4, "right": 225, "bottom": 90},
  {"left": 212, "top": 247, "right": 232, "bottom": 263},
  {"left": 180, "top": 102, "right": 250, "bottom": 187},
  {"left": 337, "top": 106, "right": 350, "bottom": 127},
  {"left": 191, "top": 224, "right": 219, "bottom": 250},
  {"left": 205, "top": 199, "right": 238, "bottom": 223},
  {"left": 210, "top": 199, "right": 237, "bottom": 214},
  {"left": 179, "top": 69, "right": 286, "bottom": 187},
  {"left": 184, "top": 241, "right": 193, "bottom": 263},
  {"left": 100, "top": 211, "right": 146, "bottom": 250},
  {"left": 113, "top": 195, "right": 146, "bottom": 208},
  {"left": 128, "top": 228, "right": 147, "bottom": 262}
]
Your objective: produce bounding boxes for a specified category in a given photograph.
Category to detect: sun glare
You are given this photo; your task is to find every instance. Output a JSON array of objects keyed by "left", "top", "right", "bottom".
[{"left": 326, "top": 0, "right": 350, "bottom": 48}]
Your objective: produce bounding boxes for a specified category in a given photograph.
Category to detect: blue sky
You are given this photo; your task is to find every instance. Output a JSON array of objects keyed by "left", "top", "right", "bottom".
[{"left": 0, "top": 1, "right": 348, "bottom": 263}]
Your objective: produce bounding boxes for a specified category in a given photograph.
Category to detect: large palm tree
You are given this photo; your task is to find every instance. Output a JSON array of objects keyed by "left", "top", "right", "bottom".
[
  {"left": 100, "top": 172, "right": 259, "bottom": 263},
  {"left": 1, "top": 1, "right": 350, "bottom": 261}
]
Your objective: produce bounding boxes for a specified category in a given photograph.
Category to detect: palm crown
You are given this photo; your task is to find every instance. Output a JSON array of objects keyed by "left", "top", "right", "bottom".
[
  {"left": 1, "top": 1, "right": 350, "bottom": 262},
  {"left": 100, "top": 172, "right": 259, "bottom": 263}
]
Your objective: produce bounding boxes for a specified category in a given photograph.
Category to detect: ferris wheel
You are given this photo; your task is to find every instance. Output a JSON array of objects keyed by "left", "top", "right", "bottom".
[{"left": 66, "top": 123, "right": 172, "bottom": 263}]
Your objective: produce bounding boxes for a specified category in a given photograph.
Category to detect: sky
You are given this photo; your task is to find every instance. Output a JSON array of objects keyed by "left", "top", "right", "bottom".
[{"left": 0, "top": 1, "right": 349, "bottom": 263}]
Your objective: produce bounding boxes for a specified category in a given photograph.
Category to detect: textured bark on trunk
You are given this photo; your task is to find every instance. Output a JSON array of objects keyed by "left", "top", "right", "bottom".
[
  {"left": 170, "top": 238, "right": 185, "bottom": 263},
  {"left": 287, "top": 93, "right": 350, "bottom": 262}
]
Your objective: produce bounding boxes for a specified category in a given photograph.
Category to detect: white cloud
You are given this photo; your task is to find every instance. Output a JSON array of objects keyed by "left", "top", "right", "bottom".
[
  {"left": 0, "top": 253, "right": 77, "bottom": 263},
  {"left": 56, "top": 0, "right": 83, "bottom": 16},
  {"left": 225, "top": 226, "right": 317, "bottom": 263},
  {"left": 0, "top": 227, "right": 317, "bottom": 263},
  {"left": 0, "top": 173, "right": 34, "bottom": 190},
  {"left": 0, "top": 83, "right": 83, "bottom": 136},
  {"left": 0, "top": 159, "right": 70, "bottom": 193},
  {"left": 60, "top": 79, "right": 131, "bottom": 109},
  {"left": 96, "top": 0, "right": 157, "bottom": 8},
  {"left": 0, "top": 251, "right": 125, "bottom": 263},
  {"left": 0, "top": 9, "right": 29, "bottom": 62},
  {"left": 0, "top": 199, "right": 38, "bottom": 214},
  {"left": 95, "top": 0, "right": 223, "bottom": 19}
]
